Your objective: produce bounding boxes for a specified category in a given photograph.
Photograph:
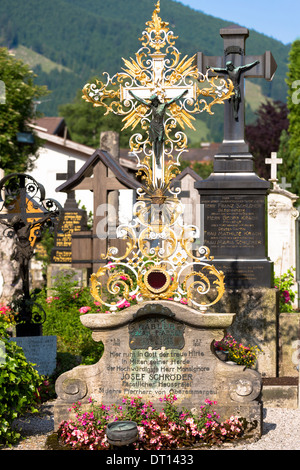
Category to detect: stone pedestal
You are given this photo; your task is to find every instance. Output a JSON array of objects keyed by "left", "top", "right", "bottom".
[
  {"left": 279, "top": 313, "right": 300, "bottom": 377},
  {"left": 54, "top": 301, "right": 263, "bottom": 438},
  {"left": 207, "top": 288, "right": 279, "bottom": 377}
]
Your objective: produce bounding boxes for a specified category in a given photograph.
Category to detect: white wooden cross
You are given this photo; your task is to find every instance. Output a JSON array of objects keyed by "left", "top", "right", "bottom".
[
  {"left": 120, "top": 53, "right": 196, "bottom": 185},
  {"left": 265, "top": 152, "right": 282, "bottom": 183}
]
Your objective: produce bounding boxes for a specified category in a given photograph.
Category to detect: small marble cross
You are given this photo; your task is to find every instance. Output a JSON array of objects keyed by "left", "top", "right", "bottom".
[{"left": 265, "top": 152, "right": 282, "bottom": 183}]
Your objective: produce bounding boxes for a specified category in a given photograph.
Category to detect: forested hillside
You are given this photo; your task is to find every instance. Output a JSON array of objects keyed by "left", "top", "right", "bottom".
[{"left": 0, "top": 0, "right": 290, "bottom": 142}]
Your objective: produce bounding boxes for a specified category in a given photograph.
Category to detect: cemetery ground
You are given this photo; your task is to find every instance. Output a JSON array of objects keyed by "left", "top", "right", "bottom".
[{"left": 1, "top": 271, "right": 300, "bottom": 452}]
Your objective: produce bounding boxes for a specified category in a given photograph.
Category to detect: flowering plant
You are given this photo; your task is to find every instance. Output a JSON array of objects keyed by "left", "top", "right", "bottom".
[
  {"left": 0, "top": 304, "right": 15, "bottom": 326},
  {"left": 214, "top": 335, "right": 262, "bottom": 368},
  {"left": 274, "top": 268, "right": 296, "bottom": 313},
  {"left": 57, "top": 394, "right": 246, "bottom": 450}
]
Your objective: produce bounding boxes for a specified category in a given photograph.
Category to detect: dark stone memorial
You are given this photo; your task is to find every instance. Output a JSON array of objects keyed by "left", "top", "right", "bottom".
[
  {"left": 195, "top": 26, "right": 279, "bottom": 377},
  {"left": 195, "top": 25, "right": 277, "bottom": 289}
]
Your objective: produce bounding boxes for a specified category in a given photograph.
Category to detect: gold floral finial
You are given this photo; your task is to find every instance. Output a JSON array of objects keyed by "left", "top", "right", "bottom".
[{"left": 140, "top": 0, "right": 177, "bottom": 53}]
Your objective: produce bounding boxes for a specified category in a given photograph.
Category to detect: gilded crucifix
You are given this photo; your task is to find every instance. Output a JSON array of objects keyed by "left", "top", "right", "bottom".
[{"left": 83, "top": 1, "right": 234, "bottom": 190}]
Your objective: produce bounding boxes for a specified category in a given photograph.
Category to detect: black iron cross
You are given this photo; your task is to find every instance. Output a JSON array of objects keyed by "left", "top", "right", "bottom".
[
  {"left": 0, "top": 173, "right": 62, "bottom": 335},
  {"left": 170, "top": 182, "right": 190, "bottom": 200},
  {"left": 197, "top": 25, "right": 277, "bottom": 155}
]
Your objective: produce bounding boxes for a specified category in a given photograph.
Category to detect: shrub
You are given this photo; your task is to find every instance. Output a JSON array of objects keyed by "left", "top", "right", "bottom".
[
  {"left": 274, "top": 268, "right": 297, "bottom": 313},
  {"left": 57, "top": 394, "right": 246, "bottom": 450},
  {"left": 214, "top": 335, "right": 262, "bottom": 368},
  {"left": 36, "top": 271, "right": 104, "bottom": 368},
  {"left": 0, "top": 315, "right": 42, "bottom": 446}
]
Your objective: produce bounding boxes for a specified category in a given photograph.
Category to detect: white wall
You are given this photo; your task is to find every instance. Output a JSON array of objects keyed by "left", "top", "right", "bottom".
[{"left": 28, "top": 141, "right": 94, "bottom": 214}]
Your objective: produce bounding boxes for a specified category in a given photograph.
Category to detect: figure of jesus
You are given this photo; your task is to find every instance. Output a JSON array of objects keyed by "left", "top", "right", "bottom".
[
  {"left": 129, "top": 89, "right": 188, "bottom": 167},
  {"left": 211, "top": 60, "right": 260, "bottom": 120}
]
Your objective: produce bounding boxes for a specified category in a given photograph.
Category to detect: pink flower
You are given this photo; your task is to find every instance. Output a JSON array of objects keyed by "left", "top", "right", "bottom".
[
  {"left": 0, "top": 304, "right": 11, "bottom": 314},
  {"left": 79, "top": 306, "right": 91, "bottom": 314},
  {"left": 180, "top": 298, "right": 188, "bottom": 305},
  {"left": 117, "top": 299, "right": 131, "bottom": 309},
  {"left": 46, "top": 296, "right": 59, "bottom": 304}
]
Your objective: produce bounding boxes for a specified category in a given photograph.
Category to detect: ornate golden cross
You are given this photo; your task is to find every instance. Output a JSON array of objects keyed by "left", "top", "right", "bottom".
[
  {"left": 83, "top": 1, "right": 230, "bottom": 312},
  {"left": 83, "top": 1, "right": 233, "bottom": 190}
]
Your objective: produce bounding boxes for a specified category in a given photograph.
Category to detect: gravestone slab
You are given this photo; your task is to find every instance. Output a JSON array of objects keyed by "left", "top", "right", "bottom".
[
  {"left": 268, "top": 186, "right": 299, "bottom": 293},
  {"left": 51, "top": 209, "right": 88, "bottom": 264},
  {"left": 10, "top": 336, "right": 56, "bottom": 376},
  {"left": 278, "top": 313, "right": 300, "bottom": 377},
  {"left": 197, "top": 179, "right": 272, "bottom": 289},
  {"left": 54, "top": 301, "right": 263, "bottom": 438},
  {"left": 205, "top": 288, "right": 279, "bottom": 377},
  {"left": 51, "top": 206, "right": 88, "bottom": 264},
  {"left": 47, "top": 264, "right": 88, "bottom": 292}
]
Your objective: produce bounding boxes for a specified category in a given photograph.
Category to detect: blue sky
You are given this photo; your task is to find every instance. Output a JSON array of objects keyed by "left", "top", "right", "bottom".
[{"left": 177, "top": 0, "right": 299, "bottom": 45}]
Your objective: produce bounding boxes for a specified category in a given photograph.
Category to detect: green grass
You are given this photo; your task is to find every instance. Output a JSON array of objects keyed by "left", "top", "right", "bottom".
[
  {"left": 184, "top": 118, "right": 210, "bottom": 146},
  {"left": 11, "top": 45, "right": 71, "bottom": 74},
  {"left": 245, "top": 81, "right": 269, "bottom": 111}
]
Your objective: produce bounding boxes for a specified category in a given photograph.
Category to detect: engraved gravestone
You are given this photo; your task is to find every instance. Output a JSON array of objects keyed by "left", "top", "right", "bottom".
[
  {"left": 195, "top": 29, "right": 279, "bottom": 376},
  {"left": 54, "top": 302, "right": 262, "bottom": 438},
  {"left": 195, "top": 25, "right": 277, "bottom": 289}
]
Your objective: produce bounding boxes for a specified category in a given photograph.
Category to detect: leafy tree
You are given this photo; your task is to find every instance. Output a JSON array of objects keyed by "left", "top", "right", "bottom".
[
  {"left": 59, "top": 87, "right": 143, "bottom": 149},
  {"left": 245, "top": 100, "right": 289, "bottom": 180},
  {"left": 286, "top": 40, "right": 300, "bottom": 154},
  {"left": 180, "top": 159, "right": 213, "bottom": 179},
  {"left": 0, "top": 47, "right": 48, "bottom": 173},
  {"left": 276, "top": 40, "right": 300, "bottom": 196},
  {"left": 277, "top": 131, "right": 300, "bottom": 197}
]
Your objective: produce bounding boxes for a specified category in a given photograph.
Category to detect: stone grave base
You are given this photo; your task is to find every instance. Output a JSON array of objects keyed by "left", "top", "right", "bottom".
[
  {"left": 54, "top": 301, "right": 263, "bottom": 439},
  {"left": 201, "top": 288, "right": 279, "bottom": 377}
]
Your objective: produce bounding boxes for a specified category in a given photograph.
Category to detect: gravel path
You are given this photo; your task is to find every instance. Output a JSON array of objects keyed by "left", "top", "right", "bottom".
[
  {"left": 2, "top": 404, "right": 300, "bottom": 451},
  {"left": 211, "top": 408, "right": 300, "bottom": 451}
]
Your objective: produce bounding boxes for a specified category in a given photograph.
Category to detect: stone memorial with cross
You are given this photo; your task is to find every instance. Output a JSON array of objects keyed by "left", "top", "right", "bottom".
[
  {"left": 266, "top": 153, "right": 299, "bottom": 312},
  {"left": 195, "top": 25, "right": 277, "bottom": 290},
  {"left": 197, "top": 25, "right": 277, "bottom": 170},
  {"left": 195, "top": 26, "right": 279, "bottom": 377},
  {"left": 54, "top": 2, "right": 263, "bottom": 439}
]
